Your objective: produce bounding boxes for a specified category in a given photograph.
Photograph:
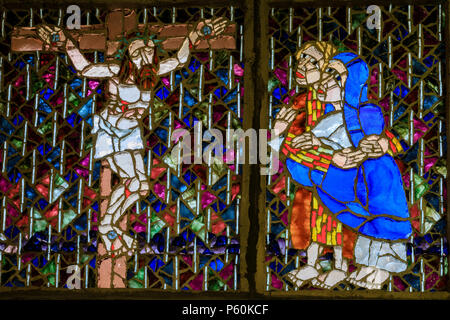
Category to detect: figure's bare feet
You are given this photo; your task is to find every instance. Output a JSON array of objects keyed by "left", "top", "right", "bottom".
[
  {"left": 348, "top": 266, "right": 389, "bottom": 290},
  {"left": 311, "top": 269, "right": 347, "bottom": 289},
  {"left": 286, "top": 265, "right": 320, "bottom": 288}
]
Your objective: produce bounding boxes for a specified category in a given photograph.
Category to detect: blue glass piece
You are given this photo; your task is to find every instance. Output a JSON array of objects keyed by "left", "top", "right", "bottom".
[
  {"left": 25, "top": 185, "right": 37, "bottom": 200},
  {"left": 188, "top": 58, "right": 201, "bottom": 73},
  {"left": 212, "top": 176, "right": 227, "bottom": 191},
  {"left": 209, "top": 258, "right": 224, "bottom": 272},
  {"left": 70, "top": 78, "right": 82, "bottom": 89},
  {"left": 161, "top": 260, "right": 173, "bottom": 275},
  {"left": 223, "top": 88, "right": 237, "bottom": 103},
  {"left": 156, "top": 87, "right": 170, "bottom": 100},
  {"left": 271, "top": 223, "right": 285, "bottom": 236},
  {"left": 423, "top": 55, "right": 436, "bottom": 67},
  {"left": 183, "top": 170, "right": 196, "bottom": 185},
  {"left": 89, "top": 257, "right": 96, "bottom": 269},
  {"left": 183, "top": 89, "right": 197, "bottom": 107},
  {"left": 46, "top": 146, "right": 60, "bottom": 163},
  {"left": 228, "top": 102, "right": 238, "bottom": 114},
  {"left": 171, "top": 175, "right": 187, "bottom": 193},
  {"left": 324, "top": 103, "right": 335, "bottom": 114},
  {"left": 64, "top": 226, "right": 77, "bottom": 241},
  {"left": 40, "top": 88, "right": 54, "bottom": 101},
  {"left": 155, "top": 128, "right": 168, "bottom": 142},
  {"left": 218, "top": 191, "right": 226, "bottom": 202},
  {"left": 269, "top": 261, "right": 283, "bottom": 273},
  {"left": 214, "top": 87, "right": 228, "bottom": 99},
  {"left": 37, "top": 143, "right": 52, "bottom": 156},
  {"left": 215, "top": 68, "right": 229, "bottom": 85},
  {"left": 92, "top": 201, "right": 99, "bottom": 212},
  {"left": 153, "top": 143, "right": 168, "bottom": 156},
  {"left": 152, "top": 199, "right": 166, "bottom": 212},
  {"left": 179, "top": 202, "right": 194, "bottom": 221},
  {"left": 78, "top": 98, "right": 93, "bottom": 118},
  {"left": 6, "top": 154, "right": 20, "bottom": 171},
  {"left": 182, "top": 115, "right": 192, "bottom": 128},
  {"left": 423, "top": 112, "right": 434, "bottom": 122},
  {"left": 174, "top": 73, "right": 183, "bottom": 86},
  {"left": 412, "top": 58, "right": 427, "bottom": 75},
  {"left": 221, "top": 204, "right": 236, "bottom": 222},
  {"left": 424, "top": 95, "right": 439, "bottom": 110},
  {"left": 393, "top": 105, "right": 406, "bottom": 121},
  {"left": 403, "top": 274, "right": 420, "bottom": 290},
  {"left": 218, "top": 201, "right": 226, "bottom": 212},
  {"left": 211, "top": 202, "right": 218, "bottom": 212},
  {"left": 67, "top": 113, "right": 77, "bottom": 127},
  {"left": 36, "top": 198, "right": 49, "bottom": 210},
  {"left": 5, "top": 226, "right": 20, "bottom": 239},
  {"left": 227, "top": 244, "right": 239, "bottom": 253},
  {"left": 0, "top": 116, "right": 14, "bottom": 135},
  {"left": 273, "top": 87, "right": 287, "bottom": 100},
  {"left": 12, "top": 115, "right": 24, "bottom": 126},
  {"left": 74, "top": 213, "right": 87, "bottom": 231},
  {"left": 15, "top": 60, "right": 25, "bottom": 70}
]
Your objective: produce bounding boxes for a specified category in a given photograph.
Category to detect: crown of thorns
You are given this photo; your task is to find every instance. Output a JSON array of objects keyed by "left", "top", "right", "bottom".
[{"left": 114, "top": 30, "right": 165, "bottom": 59}]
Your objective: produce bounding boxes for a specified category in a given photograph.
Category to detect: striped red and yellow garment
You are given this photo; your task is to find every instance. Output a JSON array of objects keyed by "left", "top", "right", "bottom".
[{"left": 284, "top": 90, "right": 348, "bottom": 249}]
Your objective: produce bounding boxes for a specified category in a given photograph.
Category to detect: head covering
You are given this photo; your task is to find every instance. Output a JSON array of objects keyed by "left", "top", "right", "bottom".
[{"left": 331, "top": 52, "right": 369, "bottom": 108}]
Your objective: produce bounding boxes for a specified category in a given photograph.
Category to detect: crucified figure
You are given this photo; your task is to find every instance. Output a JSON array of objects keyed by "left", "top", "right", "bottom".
[{"left": 37, "top": 17, "right": 229, "bottom": 258}]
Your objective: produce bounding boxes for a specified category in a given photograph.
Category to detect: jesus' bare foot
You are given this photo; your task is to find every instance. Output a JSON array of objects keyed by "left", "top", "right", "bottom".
[
  {"left": 311, "top": 269, "right": 347, "bottom": 289},
  {"left": 286, "top": 265, "right": 320, "bottom": 288}
]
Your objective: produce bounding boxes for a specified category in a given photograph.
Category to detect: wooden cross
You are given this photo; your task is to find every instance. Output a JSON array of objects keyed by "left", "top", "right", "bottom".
[{"left": 11, "top": 9, "right": 237, "bottom": 289}]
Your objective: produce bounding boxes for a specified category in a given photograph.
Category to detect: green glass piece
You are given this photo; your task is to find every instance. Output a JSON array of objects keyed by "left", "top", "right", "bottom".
[
  {"left": 48, "top": 275, "right": 56, "bottom": 286},
  {"left": 33, "top": 219, "right": 47, "bottom": 233},
  {"left": 128, "top": 279, "right": 144, "bottom": 288},
  {"left": 351, "top": 13, "right": 366, "bottom": 30},
  {"left": 68, "top": 92, "right": 80, "bottom": 108},
  {"left": 62, "top": 210, "right": 77, "bottom": 229},
  {"left": 208, "top": 279, "right": 224, "bottom": 291},
  {"left": 319, "top": 259, "right": 332, "bottom": 272},
  {"left": 54, "top": 173, "right": 66, "bottom": 187},
  {"left": 135, "top": 267, "right": 145, "bottom": 281},
  {"left": 42, "top": 261, "right": 56, "bottom": 274},
  {"left": 10, "top": 138, "right": 22, "bottom": 150},
  {"left": 268, "top": 77, "right": 280, "bottom": 93},
  {"left": 37, "top": 119, "right": 52, "bottom": 135},
  {"left": 150, "top": 214, "right": 166, "bottom": 238}
]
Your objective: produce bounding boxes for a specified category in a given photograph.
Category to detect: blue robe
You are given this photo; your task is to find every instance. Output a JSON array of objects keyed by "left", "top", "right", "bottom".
[{"left": 285, "top": 52, "right": 412, "bottom": 241}]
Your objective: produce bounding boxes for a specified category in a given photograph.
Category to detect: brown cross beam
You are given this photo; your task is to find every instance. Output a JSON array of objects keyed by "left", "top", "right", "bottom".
[
  {"left": 11, "top": 9, "right": 237, "bottom": 54},
  {"left": 10, "top": 9, "right": 237, "bottom": 289}
]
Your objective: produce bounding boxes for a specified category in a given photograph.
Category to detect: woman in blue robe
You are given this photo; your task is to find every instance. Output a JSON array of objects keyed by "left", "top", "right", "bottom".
[{"left": 285, "top": 52, "right": 412, "bottom": 289}]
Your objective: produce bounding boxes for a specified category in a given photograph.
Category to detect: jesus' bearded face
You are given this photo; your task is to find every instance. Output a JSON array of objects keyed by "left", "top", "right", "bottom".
[{"left": 128, "top": 39, "right": 155, "bottom": 70}]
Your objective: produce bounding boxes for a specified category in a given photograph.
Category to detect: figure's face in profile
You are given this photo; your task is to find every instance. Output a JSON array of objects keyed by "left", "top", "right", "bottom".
[
  {"left": 316, "top": 59, "right": 348, "bottom": 106},
  {"left": 128, "top": 39, "right": 155, "bottom": 69},
  {"left": 295, "top": 45, "right": 325, "bottom": 86}
]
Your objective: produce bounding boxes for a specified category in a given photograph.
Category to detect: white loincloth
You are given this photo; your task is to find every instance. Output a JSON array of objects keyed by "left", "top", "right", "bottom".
[{"left": 92, "top": 109, "right": 144, "bottom": 159}]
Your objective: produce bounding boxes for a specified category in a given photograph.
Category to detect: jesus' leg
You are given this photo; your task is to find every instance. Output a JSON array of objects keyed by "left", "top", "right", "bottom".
[{"left": 99, "top": 150, "right": 149, "bottom": 257}]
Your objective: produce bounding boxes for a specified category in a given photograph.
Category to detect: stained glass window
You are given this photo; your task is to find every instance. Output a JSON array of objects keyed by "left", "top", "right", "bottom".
[
  {"left": 0, "top": 0, "right": 448, "bottom": 300},
  {"left": 266, "top": 5, "right": 447, "bottom": 292},
  {"left": 1, "top": 6, "right": 243, "bottom": 290}
]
